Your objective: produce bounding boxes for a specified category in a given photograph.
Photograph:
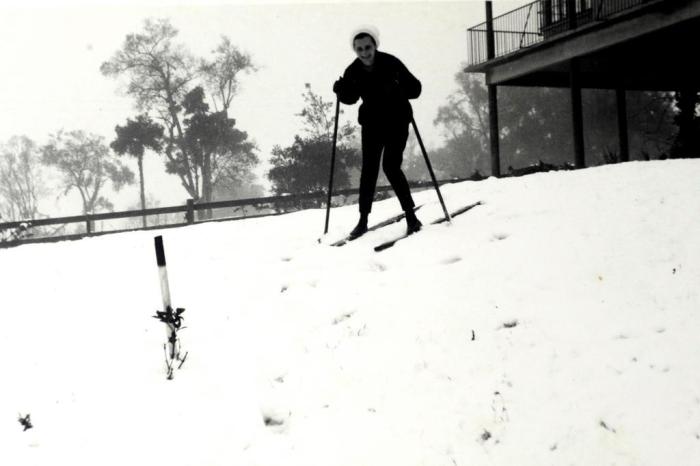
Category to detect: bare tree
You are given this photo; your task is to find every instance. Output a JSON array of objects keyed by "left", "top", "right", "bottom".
[
  {"left": 41, "top": 130, "right": 134, "bottom": 215},
  {"left": 200, "top": 36, "right": 256, "bottom": 113},
  {"left": 0, "top": 135, "right": 44, "bottom": 221}
]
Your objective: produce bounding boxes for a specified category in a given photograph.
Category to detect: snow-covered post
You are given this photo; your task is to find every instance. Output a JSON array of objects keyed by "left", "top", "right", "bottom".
[{"left": 153, "top": 235, "right": 187, "bottom": 379}]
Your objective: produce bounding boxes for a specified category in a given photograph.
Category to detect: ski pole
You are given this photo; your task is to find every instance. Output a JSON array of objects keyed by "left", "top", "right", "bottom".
[
  {"left": 411, "top": 117, "right": 451, "bottom": 222},
  {"left": 324, "top": 97, "right": 341, "bottom": 234}
]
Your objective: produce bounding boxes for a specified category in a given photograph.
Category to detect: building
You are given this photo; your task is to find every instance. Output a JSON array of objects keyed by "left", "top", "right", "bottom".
[{"left": 465, "top": 0, "right": 700, "bottom": 176}]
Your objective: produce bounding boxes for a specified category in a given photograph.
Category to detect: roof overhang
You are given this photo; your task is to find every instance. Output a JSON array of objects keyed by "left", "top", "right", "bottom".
[{"left": 466, "top": 0, "right": 700, "bottom": 91}]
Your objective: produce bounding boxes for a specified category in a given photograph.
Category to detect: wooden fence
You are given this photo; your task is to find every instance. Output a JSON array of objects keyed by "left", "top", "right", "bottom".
[{"left": 0, "top": 178, "right": 471, "bottom": 248}]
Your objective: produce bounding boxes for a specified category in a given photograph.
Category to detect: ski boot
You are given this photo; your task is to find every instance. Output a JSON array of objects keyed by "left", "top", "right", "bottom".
[
  {"left": 348, "top": 213, "right": 369, "bottom": 240},
  {"left": 405, "top": 209, "right": 422, "bottom": 235}
]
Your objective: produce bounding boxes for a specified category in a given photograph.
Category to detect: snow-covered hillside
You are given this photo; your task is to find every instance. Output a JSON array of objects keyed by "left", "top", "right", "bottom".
[{"left": 1, "top": 159, "right": 699, "bottom": 466}]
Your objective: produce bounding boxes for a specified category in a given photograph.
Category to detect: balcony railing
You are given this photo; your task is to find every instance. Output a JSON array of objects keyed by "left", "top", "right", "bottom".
[{"left": 466, "top": 0, "right": 660, "bottom": 67}]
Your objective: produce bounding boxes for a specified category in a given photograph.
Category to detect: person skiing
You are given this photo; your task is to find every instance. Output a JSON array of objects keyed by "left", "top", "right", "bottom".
[{"left": 333, "top": 26, "right": 422, "bottom": 239}]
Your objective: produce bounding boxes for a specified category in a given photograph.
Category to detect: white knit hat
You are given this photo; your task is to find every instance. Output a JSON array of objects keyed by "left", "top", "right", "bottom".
[{"left": 350, "top": 25, "right": 380, "bottom": 49}]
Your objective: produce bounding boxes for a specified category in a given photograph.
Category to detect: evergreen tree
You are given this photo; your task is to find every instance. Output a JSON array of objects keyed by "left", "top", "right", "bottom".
[
  {"left": 111, "top": 114, "right": 164, "bottom": 227},
  {"left": 669, "top": 90, "right": 700, "bottom": 159},
  {"left": 267, "top": 84, "right": 360, "bottom": 207},
  {"left": 101, "top": 19, "right": 259, "bottom": 204},
  {"left": 181, "top": 86, "right": 259, "bottom": 217},
  {"left": 434, "top": 69, "right": 676, "bottom": 175}
]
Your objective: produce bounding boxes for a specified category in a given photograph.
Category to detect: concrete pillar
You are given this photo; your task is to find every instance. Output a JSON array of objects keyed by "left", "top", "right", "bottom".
[
  {"left": 485, "top": 1, "right": 501, "bottom": 177},
  {"left": 616, "top": 88, "right": 630, "bottom": 162},
  {"left": 488, "top": 85, "right": 501, "bottom": 177},
  {"left": 569, "top": 59, "right": 586, "bottom": 168}
]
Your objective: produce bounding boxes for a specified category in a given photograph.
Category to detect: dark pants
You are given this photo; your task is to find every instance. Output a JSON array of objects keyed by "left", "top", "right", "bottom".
[{"left": 359, "top": 123, "right": 415, "bottom": 214}]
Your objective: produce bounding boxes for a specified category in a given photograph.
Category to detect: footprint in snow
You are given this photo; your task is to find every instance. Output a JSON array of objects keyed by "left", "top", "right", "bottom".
[
  {"left": 491, "top": 233, "right": 509, "bottom": 241},
  {"left": 369, "top": 261, "right": 387, "bottom": 272},
  {"left": 501, "top": 320, "right": 518, "bottom": 329},
  {"left": 491, "top": 391, "right": 509, "bottom": 424},
  {"left": 440, "top": 256, "right": 462, "bottom": 265},
  {"left": 261, "top": 408, "right": 291, "bottom": 433},
  {"left": 332, "top": 311, "right": 356, "bottom": 325}
]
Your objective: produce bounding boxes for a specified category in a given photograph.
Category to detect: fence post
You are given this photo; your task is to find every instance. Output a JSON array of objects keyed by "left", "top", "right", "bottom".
[
  {"left": 186, "top": 199, "right": 195, "bottom": 224},
  {"left": 85, "top": 216, "right": 92, "bottom": 235}
]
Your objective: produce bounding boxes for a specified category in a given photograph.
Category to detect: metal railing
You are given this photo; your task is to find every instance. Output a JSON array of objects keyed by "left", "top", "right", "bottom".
[
  {"left": 467, "top": 1, "right": 543, "bottom": 66},
  {"left": 0, "top": 178, "right": 473, "bottom": 248},
  {"left": 467, "top": 0, "right": 661, "bottom": 67}
]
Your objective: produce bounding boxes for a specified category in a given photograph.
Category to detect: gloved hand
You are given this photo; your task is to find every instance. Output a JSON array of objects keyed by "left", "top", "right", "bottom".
[{"left": 333, "top": 76, "right": 344, "bottom": 94}]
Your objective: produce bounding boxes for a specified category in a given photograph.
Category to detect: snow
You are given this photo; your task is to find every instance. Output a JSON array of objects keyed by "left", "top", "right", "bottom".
[{"left": 1, "top": 159, "right": 700, "bottom": 466}]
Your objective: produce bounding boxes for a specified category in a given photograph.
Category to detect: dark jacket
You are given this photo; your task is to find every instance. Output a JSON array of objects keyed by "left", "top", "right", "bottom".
[{"left": 336, "top": 51, "right": 422, "bottom": 127}]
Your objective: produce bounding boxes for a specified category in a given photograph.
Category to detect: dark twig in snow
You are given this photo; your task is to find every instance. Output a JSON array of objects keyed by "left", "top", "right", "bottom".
[
  {"left": 177, "top": 351, "right": 189, "bottom": 369},
  {"left": 18, "top": 413, "right": 32, "bottom": 431},
  {"left": 599, "top": 420, "right": 617, "bottom": 433},
  {"left": 264, "top": 417, "right": 283, "bottom": 426},
  {"left": 163, "top": 344, "right": 175, "bottom": 380}
]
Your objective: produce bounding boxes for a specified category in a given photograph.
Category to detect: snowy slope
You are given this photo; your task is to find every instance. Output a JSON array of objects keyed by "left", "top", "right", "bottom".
[{"left": 1, "top": 159, "right": 699, "bottom": 466}]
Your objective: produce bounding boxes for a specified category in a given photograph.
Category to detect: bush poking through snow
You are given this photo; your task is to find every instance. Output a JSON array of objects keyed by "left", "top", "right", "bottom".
[
  {"left": 0, "top": 222, "right": 32, "bottom": 243},
  {"left": 153, "top": 306, "right": 188, "bottom": 380}
]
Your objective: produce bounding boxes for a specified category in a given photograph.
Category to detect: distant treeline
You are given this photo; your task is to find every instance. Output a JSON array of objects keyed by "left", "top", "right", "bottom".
[{"left": 2, "top": 18, "right": 694, "bottom": 225}]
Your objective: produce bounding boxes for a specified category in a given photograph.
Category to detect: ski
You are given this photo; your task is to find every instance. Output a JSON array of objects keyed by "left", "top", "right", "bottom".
[
  {"left": 374, "top": 201, "right": 482, "bottom": 252},
  {"left": 331, "top": 204, "right": 424, "bottom": 247}
]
